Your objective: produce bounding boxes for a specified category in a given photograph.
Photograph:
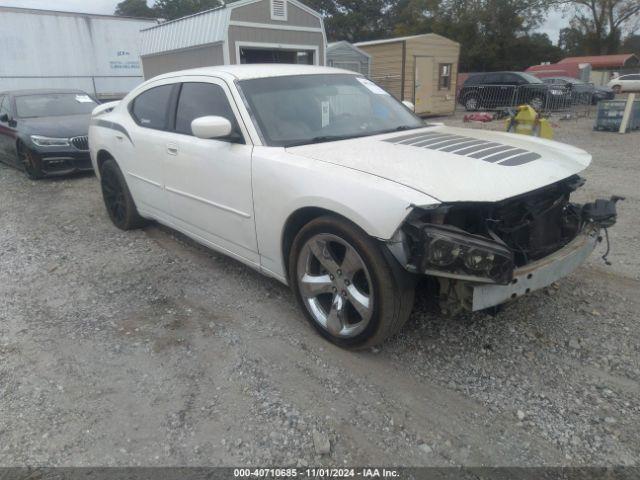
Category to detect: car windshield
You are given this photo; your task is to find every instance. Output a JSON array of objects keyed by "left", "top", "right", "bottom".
[
  {"left": 15, "top": 93, "right": 97, "bottom": 118},
  {"left": 560, "top": 77, "right": 586, "bottom": 85},
  {"left": 238, "top": 74, "right": 424, "bottom": 147}
]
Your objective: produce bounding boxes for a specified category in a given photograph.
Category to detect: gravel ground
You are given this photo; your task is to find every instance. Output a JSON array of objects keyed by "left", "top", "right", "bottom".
[{"left": 0, "top": 113, "right": 638, "bottom": 467}]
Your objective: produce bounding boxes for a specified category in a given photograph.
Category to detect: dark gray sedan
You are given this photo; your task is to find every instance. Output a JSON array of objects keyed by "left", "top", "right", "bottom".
[{"left": 0, "top": 89, "right": 97, "bottom": 179}]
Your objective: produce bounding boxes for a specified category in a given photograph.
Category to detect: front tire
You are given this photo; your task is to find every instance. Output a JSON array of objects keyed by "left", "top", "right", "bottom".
[
  {"left": 612, "top": 85, "right": 621, "bottom": 95},
  {"left": 100, "top": 158, "right": 145, "bottom": 231},
  {"left": 17, "top": 143, "right": 44, "bottom": 180},
  {"left": 289, "top": 215, "right": 415, "bottom": 349}
]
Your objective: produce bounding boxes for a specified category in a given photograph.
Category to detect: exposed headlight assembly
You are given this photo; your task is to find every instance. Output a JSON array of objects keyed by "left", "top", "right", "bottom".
[
  {"left": 30, "top": 135, "right": 70, "bottom": 147},
  {"left": 421, "top": 225, "right": 514, "bottom": 284}
]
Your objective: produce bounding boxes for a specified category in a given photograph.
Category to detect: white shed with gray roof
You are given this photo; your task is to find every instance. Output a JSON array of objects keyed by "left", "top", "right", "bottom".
[
  {"left": 140, "top": 0, "right": 327, "bottom": 79},
  {"left": 327, "top": 41, "right": 371, "bottom": 76}
]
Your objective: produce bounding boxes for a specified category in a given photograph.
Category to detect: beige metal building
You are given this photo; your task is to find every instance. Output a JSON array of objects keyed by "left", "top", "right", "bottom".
[
  {"left": 140, "top": 0, "right": 326, "bottom": 79},
  {"left": 355, "top": 34, "right": 460, "bottom": 116}
]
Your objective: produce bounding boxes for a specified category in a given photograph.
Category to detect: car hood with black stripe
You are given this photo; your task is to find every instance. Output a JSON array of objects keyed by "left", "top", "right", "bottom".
[{"left": 286, "top": 126, "right": 592, "bottom": 203}]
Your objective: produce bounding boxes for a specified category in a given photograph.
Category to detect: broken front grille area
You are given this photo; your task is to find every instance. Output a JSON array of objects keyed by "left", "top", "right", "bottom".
[{"left": 405, "top": 176, "right": 586, "bottom": 268}]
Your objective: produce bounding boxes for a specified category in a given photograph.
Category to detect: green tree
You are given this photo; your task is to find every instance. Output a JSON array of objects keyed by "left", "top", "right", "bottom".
[
  {"left": 552, "top": 0, "right": 640, "bottom": 54},
  {"left": 622, "top": 34, "right": 640, "bottom": 53},
  {"left": 152, "top": 0, "right": 224, "bottom": 20},
  {"left": 304, "top": 0, "right": 397, "bottom": 42},
  {"left": 388, "top": 0, "right": 555, "bottom": 71},
  {"left": 115, "top": 0, "right": 156, "bottom": 18}
]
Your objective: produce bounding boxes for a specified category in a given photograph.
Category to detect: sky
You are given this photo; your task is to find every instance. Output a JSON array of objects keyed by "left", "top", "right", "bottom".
[{"left": 0, "top": 0, "right": 569, "bottom": 43}]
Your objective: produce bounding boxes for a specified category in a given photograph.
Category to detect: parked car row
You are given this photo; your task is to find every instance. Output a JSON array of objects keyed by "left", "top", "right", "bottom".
[
  {"left": 0, "top": 66, "right": 621, "bottom": 349},
  {"left": 457, "top": 71, "right": 618, "bottom": 111}
]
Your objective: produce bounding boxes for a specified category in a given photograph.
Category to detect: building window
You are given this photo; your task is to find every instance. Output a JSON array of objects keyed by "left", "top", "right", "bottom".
[
  {"left": 439, "top": 64, "right": 452, "bottom": 90},
  {"left": 271, "top": 0, "right": 288, "bottom": 21}
]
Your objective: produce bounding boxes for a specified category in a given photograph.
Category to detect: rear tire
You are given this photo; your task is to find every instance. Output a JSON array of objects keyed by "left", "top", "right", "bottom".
[
  {"left": 464, "top": 95, "right": 480, "bottom": 111},
  {"left": 17, "top": 143, "right": 44, "bottom": 180},
  {"left": 100, "top": 158, "right": 145, "bottom": 231},
  {"left": 289, "top": 215, "right": 415, "bottom": 349}
]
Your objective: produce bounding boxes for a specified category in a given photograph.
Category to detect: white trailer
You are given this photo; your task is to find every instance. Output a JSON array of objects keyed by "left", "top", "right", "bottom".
[{"left": 0, "top": 6, "right": 158, "bottom": 100}]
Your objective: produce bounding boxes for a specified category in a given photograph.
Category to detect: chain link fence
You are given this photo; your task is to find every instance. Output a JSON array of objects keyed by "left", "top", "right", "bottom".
[
  {"left": 456, "top": 83, "right": 595, "bottom": 118},
  {"left": 363, "top": 75, "right": 596, "bottom": 119}
]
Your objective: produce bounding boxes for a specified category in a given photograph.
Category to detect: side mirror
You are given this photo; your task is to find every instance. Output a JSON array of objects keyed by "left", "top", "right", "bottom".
[
  {"left": 0, "top": 113, "right": 9, "bottom": 123},
  {"left": 191, "top": 116, "right": 233, "bottom": 140},
  {"left": 402, "top": 101, "right": 415, "bottom": 112}
]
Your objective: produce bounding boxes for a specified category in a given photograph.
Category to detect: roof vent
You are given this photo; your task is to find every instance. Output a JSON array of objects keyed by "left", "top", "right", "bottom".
[{"left": 271, "top": 0, "right": 287, "bottom": 21}]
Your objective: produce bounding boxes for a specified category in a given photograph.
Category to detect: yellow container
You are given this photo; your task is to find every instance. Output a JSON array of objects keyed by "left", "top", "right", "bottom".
[{"left": 505, "top": 105, "right": 554, "bottom": 140}]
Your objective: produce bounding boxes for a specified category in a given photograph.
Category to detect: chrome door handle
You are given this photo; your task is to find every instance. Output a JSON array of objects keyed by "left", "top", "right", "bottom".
[
  {"left": 167, "top": 144, "right": 178, "bottom": 155},
  {"left": 115, "top": 134, "right": 124, "bottom": 141}
]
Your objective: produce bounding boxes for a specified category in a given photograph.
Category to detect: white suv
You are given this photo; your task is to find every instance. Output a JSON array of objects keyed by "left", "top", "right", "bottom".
[
  {"left": 608, "top": 74, "right": 640, "bottom": 93},
  {"left": 89, "top": 65, "right": 619, "bottom": 349}
]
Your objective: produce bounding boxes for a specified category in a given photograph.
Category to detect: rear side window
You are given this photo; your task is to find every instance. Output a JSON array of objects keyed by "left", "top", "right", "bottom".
[
  {"left": 131, "top": 85, "right": 174, "bottom": 130},
  {"left": 175, "top": 82, "right": 241, "bottom": 140},
  {"left": 465, "top": 74, "right": 483, "bottom": 85},
  {"left": 483, "top": 74, "right": 503, "bottom": 84}
]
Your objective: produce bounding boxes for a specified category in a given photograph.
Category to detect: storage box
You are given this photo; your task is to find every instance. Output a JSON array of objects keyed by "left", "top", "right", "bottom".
[{"left": 594, "top": 99, "right": 640, "bottom": 132}]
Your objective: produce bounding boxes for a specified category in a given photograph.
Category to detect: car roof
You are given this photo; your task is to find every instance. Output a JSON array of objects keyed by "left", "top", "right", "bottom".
[
  {"left": 470, "top": 71, "right": 523, "bottom": 76},
  {"left": 0, "top": 89, "right": 90, "bottom": 97},
  {"left": 544, "top": 76, "right": 583, "bottom": 82},
  {"left": 151, "top": 64, "right": 360, "bottom": 82}
]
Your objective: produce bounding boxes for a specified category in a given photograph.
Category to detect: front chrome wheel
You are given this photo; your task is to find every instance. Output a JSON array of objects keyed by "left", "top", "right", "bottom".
[{"left": 296, "top": 233, "right": 374, "bottom": 338}]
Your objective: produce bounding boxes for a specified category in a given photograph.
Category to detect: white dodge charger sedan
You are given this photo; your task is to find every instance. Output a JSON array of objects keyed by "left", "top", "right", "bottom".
[{"left": 89, "top": 65, "right": 620, "bottom": 349}]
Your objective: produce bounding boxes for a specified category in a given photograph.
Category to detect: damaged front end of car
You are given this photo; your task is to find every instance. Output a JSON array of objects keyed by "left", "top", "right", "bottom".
[{"left": 387, "top": 175, "right": 623, "bottom": 315}]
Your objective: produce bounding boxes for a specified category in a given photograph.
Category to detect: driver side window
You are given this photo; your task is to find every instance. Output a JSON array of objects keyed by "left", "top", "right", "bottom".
[{"left": 174, "top": 82, "right": 244, "bottom": 143}]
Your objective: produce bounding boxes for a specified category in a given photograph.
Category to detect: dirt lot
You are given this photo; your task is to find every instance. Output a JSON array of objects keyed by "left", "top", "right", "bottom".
[{"left": 1, "top": 114, "right": 639, "bottom": 467}]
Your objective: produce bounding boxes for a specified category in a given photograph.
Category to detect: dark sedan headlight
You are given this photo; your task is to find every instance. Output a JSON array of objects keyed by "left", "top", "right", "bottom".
[
  {"left": 420, "top": 225, "right": 514, "bottom": 284},
  {"left": 30, "top": 135, "right": 70, "bottom": 147}
]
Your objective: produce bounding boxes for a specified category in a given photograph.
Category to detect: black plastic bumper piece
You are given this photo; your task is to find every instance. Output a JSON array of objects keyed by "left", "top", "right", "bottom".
[{"left": 582, "top": 196, "right": 624, "bottom": 228}]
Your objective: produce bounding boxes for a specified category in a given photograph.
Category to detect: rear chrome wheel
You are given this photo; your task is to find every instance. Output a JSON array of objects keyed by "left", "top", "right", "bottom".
[
  {"left": 289, "top": 215, "right": 415, "bottom": 349},
  {"left": 297, "top": 233, "right": 374, "bottom": 339}
]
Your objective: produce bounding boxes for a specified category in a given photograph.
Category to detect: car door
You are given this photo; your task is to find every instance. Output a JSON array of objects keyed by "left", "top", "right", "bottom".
[
  {"left": 162, "top": 78, "right": 258, "bottom": 264},
  {"left": 482, "top": 73, "right": 506, "bottom": 107},
  {"left": 0, "top": 95, "right": 15, "bottom": 164},
  {"left": 504, "top": 74, "right": 527, "bottom": 107},
  {"left": 125, "top": 82, "right": 177, "bottom": 217},
  {"left": 630, "top": 74, "right": 640, "bottom": 91}
]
